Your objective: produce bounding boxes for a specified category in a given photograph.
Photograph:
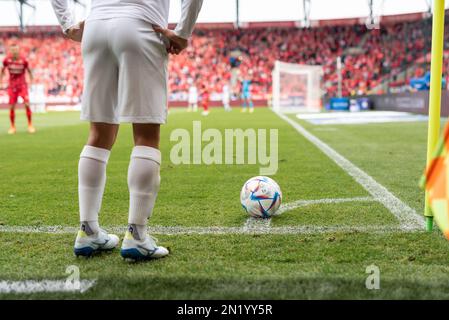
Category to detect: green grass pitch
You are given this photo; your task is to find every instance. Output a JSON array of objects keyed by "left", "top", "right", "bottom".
[{"left": 1, "top": 108, "right": 449, "bottom": 299}]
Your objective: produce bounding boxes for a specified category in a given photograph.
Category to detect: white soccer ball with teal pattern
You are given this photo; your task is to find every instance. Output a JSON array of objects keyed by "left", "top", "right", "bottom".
[{"left": 240, "top": 176, "right": 282, "bottom": 218}]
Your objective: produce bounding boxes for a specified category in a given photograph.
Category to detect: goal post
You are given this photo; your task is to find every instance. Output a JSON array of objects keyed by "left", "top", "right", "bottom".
[{"left": 272, "top": 61, "right": 323, "bottom": 113}]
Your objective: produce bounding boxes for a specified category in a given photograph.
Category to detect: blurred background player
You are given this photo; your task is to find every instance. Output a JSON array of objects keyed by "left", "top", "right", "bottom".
[
  {"left": 201, "top": 83, "right": 210, "bottom": 116},
  {"left": 222, "top": 82, "right": 231, "bottom": 112},
  {"left": 187, "top": 81, "right": 198, "bottom": 112},
  {"left": 241, "top": 74, "right": 254, "bottom": 113},
  {"left": 1, "top": 42, "right": 35, "bottom": 134}
]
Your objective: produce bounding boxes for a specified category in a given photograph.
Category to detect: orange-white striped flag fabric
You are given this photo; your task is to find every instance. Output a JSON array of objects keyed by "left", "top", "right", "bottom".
[{"left": 422, "top": 122, "right": 449, "bottom": 239}]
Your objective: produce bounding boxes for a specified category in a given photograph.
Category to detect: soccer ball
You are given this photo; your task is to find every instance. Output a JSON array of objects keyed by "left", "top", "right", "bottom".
[{"left": 240, "top": 176, "right": 282, "bottom": 218}]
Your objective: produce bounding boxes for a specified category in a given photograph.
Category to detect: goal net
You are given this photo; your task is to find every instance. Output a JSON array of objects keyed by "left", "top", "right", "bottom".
[{"left": 272, "top": 61, "right": 323, "bottom": 113}]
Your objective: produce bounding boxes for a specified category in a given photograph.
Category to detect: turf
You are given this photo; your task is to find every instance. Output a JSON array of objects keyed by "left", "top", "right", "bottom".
[
  {"left": 295, "top": 117, "right": 431, "bottom": 213},
  {"left": 272, "top": 201, "right": 398, "bottom": 227},
  {"left": 0, "top": 108, "right": 448, "bottom": 299}
]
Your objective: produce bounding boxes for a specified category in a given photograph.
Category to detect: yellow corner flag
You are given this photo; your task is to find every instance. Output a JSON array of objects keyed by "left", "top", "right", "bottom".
[{"left": 422, "top": 122, "right": 449, "bottom": 239}]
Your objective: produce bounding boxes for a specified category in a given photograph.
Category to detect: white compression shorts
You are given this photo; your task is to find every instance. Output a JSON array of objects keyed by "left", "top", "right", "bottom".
[{"left": 81, "top": 18, "right": 168, "bottom": 124}]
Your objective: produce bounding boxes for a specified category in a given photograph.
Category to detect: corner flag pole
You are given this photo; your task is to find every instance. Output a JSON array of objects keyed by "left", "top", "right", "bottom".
[{"left": 425, "top": 0, "right": 446, "bottom": 231}]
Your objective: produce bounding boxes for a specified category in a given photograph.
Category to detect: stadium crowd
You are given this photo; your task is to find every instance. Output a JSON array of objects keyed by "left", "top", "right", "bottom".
[{"left": 0, "top": 16, "right": 442, "bottom": 102}]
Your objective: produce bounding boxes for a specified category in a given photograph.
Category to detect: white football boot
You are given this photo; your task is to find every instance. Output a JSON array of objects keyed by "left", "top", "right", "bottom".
[
  {"left": 74, "top": 228, "right": 119, "bottom": 257},
  {"left": 121, "top": 230, "right": 169, "bottom": 261}
]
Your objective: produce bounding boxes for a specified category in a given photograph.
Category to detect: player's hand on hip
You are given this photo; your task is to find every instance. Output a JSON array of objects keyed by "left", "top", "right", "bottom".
[
  {"left": 152, "top": 25, "right": 188, "bottom": 55},
  {"left": 65, "top": 21, "right": 85, "bottom": 43}
]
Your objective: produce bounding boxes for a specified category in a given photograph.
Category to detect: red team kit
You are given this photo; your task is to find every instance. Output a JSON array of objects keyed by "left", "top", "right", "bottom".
[{"left": 2, "top": 50, "right": 35, "bottom": 134}]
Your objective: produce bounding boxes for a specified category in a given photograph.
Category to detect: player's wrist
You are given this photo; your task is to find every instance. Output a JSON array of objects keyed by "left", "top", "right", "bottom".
[
  {"left": 62, "top": 22, "right": 79, "bottom": 35},
  {"left": 61, "top": 24, "right": 72, "bottom": 35},
  {"left": 173, "top": 29, "right": 189, "bottom": 41}
]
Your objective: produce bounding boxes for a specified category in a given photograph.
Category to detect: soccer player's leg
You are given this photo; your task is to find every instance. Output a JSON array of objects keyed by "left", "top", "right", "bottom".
[
  {"left": 74, "top": 123, "right": 120, "bottom": 257},
  {"left": 249, "top": 96, "right": 254, "bottom": 113},
  {"left": 241, "top": 93, "right": 248, "bottom": 112},
  {"left": 8, "top": 105, "right": 16, "bottom": 134},
  {"left": 120, "top": 123, "right": 169, "bottom": 261},
  {"left": 201, "top": 100, "right": 209, "bottom": 116},
  {"left": 225, "top": 100, "right": 231, "bottom": 111},
  {"left": 74, "top": 19, "right": 120, "bottom": 257},
  {"left": 112, "top": 18, "right": 169, "bottom": 261},
  {"left": 8, "top": 89, "right": 17, "bottom": 134},
  {"left": 22, "top": 89, "right": 35, "bottom": 133}
]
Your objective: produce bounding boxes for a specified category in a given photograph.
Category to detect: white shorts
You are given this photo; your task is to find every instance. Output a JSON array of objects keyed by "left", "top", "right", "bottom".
[{"left": 81, "top": 18, "right": 169, "bottom": 124}]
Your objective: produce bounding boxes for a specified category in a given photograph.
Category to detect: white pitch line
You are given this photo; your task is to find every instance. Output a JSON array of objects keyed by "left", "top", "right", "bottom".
[
  {"left": 243, "top": 196, "right": 375, "bottom": 232},
  {"left": 0, "top": 224, "right": 421, "bottom": 235},
  {"left": 275, "top": 112, "right": 425, "bottom": 230},
  {"left": 275, "top": 196, "right": 375, "bottom": 215},
  {"left": 0, "top": 197, "right": 375, "bottom": 235},
  {"left": 243, "top": 217, "right": 272, "bottom": 232},
  {"left": 0, "top": 280, "right": 96, "bottom": 294},
  {"left": 0, "top": 195, "right": 415, "bottom": 235}
]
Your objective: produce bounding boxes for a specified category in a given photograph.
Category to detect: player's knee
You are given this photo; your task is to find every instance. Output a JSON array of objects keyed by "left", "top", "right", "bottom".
[
  {"left": 87, "top": 134, "right": 116, "bottom": 150},
  {"left": 134, "top": 136, "right": 159, "bottom": 148},
  {"left": 87, "top": 124, "right": 119, "bottom": 150},
  {"left": 133, "top": 124, "right": 160, "bottom": 148}
]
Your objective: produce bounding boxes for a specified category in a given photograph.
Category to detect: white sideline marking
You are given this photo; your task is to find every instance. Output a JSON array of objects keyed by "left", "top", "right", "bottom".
[
  {"left": 0, "top": 196, "right": 377, "bottom": 235},
  {"left": 276, "top": 112, "right": 425, "bottom": 230},
  {"left": 0, "top": 224, "right": 420, "bottom": 235},
  {"left": 0, "top": 280, "right": 96, "bottom": 294}
]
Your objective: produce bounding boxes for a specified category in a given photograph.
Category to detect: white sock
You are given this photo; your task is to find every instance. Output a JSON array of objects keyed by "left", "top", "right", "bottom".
[
  {"left": 78, "top": 145, "right": 110, "bottom": 234},
  {"left": 127, "top": 146, "right": 161, "bottom": 239}
]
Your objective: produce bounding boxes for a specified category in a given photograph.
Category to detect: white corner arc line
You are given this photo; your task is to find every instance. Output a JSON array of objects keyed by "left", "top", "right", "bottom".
[
  {"left": 275, "top": 111, "right": 424, "bottom": 230},
  {"left": 243, "top": 196, "right": 375, "bottom": 232},
  {"left": 0, "top": 280, "right": 96, "bottom": 294},
  {"left": 275, "top": 196, "right": 375, "bottom": 215}
]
